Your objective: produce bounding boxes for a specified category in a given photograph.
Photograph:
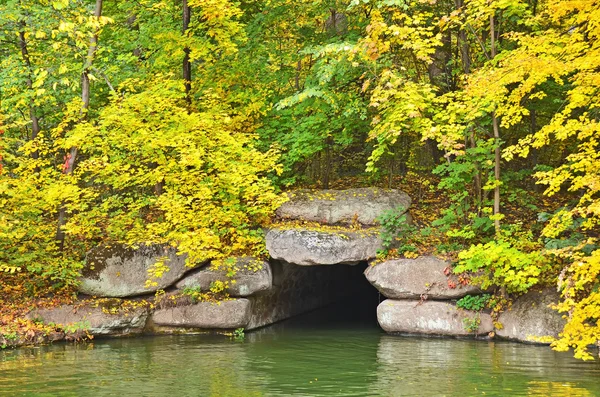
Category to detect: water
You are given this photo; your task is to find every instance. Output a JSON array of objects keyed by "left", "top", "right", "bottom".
[{"left": 1, "top": 302, "right": 599, "bottom": 397}]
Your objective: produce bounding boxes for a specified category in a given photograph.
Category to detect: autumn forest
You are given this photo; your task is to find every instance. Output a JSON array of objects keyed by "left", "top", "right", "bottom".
[{"left": 1, "top": 0, "right": 599, "bottom": 361}]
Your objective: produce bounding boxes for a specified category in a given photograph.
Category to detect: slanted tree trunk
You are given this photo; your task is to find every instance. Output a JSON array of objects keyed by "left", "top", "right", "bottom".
[
  {"left": 56, "top": 0, "right": 103, "bottom": 249},
  {"left": 18, "top": 24, "right": 40, "bottom": 159}
]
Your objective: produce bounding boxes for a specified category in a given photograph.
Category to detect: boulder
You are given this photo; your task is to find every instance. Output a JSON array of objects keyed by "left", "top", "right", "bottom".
[
  {"left": 497, "top": 288, "right": 566, "bottom": 344},
  {"left": 175, "top": 257, "right": 271, "bottom": 297},
  {"left": 377, "top": 299, "right": 493, "bottom": 336},
  {"left": 365, "top": 256, "right": 482, "bottom": 299},
  {"left": 276, "top": 188, "right": 411, "bottom": 226},
  {"left": 151, "top": 299, "right": 251, "bottom": 330},
  {"left": 27, "top": 303, "right": 148, "bottom": 336},
  {"left": 79, "top": 244, "right": 196, "bottom": 298},
  {"left": 266, "top": 228, "right": 381, "bottom": 266}
]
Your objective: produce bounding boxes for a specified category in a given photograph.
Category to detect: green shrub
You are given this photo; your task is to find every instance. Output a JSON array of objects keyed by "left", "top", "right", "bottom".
[
  {"left": 456, "top": 294, "right": 491, "bottom": 311},
  {"left": 377, "top": 206, "right": 416, "bottom": 254}
]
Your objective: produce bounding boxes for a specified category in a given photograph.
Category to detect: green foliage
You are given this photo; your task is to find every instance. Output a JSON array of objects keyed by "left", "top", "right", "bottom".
[
  {"left": 182, "top": 281, "right": 229, "bottom": 303},
  {"left": 376, "top": 206, "right": 415, "bottom": 254},
  {"left": 2, "top": 331, "right": 18, "bottom": 341},
  {"left": 182, "top": 286, "right": 207, "bottom": 303},
  {"left": 233, "top": 328, "right": 245, "bottom": 341},
  {"left": 456, "top": 294, "right": 491, "bottom": 312},
  {"left": 462, "top": 316, "right": 481, "bottom": 334},
  {"left": 431, "top": 138, "right": 496, "bottom": 238},
  {"left": 62, "top": 321, "right": 90, "bottom": 335}
]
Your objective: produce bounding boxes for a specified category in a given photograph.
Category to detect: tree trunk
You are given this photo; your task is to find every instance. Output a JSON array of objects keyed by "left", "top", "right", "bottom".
[
  {"left": 490, "top": 13, "right": 501, "bottom": 233},
  {"left": 182, "top": 0, "right": 191, "bottom": 108},
  {"left": 18, "top": 27, "right": 40, "bottom": 159},
  {"left": 530, "top": 109, "right": 539, "bottom": 192},
  {"left": 457, "top": 0, "right": 481, "bottom": 213},
  {"left": 56, "top": 0, "right": 103, "bottom": 249},
  {"left": 322, "top": 137, "right": 333, "bottom": 189},
  {"left": 388, "top": 158, "right": 394, "bottom": 188},
  {"left": 295, "top": 58, "right": 301, "bottom": 91},
  {"left": 469, "top": 132, "right": 483, "bottom": 214},
  {"left": 455, "top": 0, "right": 471, "bottom": 74}
]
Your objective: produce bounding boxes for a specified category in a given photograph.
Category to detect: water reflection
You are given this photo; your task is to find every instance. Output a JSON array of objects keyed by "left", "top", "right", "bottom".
[
  {"left": 374, "top": 336, "right": 600, "bottom": 397},
  {"left": 1, "top": 303, "right": 599, "bottom": 397}
]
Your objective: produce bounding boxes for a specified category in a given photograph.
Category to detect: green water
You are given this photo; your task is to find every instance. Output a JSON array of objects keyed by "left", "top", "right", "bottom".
[{"left": 1, "top": 303, "right": 599, "bottom": 397}]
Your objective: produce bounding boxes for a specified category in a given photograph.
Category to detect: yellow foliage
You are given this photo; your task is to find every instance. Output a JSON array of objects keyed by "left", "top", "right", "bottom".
[{"left": 66, "top": 79, "right": 286, "bottom": 267}]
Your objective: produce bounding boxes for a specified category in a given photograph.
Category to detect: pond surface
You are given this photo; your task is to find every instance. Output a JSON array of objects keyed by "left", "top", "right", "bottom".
[{"left": 1, "top": 301, "right": 599, "bottom": 397}]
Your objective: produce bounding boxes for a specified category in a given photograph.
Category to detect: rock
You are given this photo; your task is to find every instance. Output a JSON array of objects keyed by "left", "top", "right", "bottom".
[
  {"left": 27, "top": 303, "right": 148, "bottom": 336},
  {"left": 276, "top": 188, "right": 411, "bottom": 226},
  {"left": 497, "top": 288, "right": 566, "bottom": 344},
  {"left": 151, "top": 299, "right": 251, "bottom": 330},
  {"left": 364, "top": 256, "right": 482, "bottom": 299},
  {"left": 47, "top": 331, "right": 66, "bottom": 342},
  {"left": 175, "top": 257, "right": 271, "bottom": 297},
  {"left": 152, "top": 261, "right": 365, "bottom": 332},
  {"left": 377, "top": 300, "right": 493, "bottom": 336},
  {"left": 79, "top": 244, "right": 197, "bottom": 298},
  {"left": 266, "top": 228, "right": 381, "bottom": 266}
]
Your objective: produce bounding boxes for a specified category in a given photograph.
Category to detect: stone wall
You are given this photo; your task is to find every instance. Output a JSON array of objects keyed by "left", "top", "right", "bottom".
[
  {"left": 366, "top": 256, "right": 493, "bottom": 337},
  {"left": 365, "top": 256, "right": 565, "bottom": 343},
  {"left": 149, "top": 261, "right": 366, "bottom": 333},
  {"left": 31, "top": 259, "right": 368, "bottom": 338}
]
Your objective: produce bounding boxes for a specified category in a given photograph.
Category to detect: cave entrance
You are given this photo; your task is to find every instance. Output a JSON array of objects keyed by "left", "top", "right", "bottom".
[{"left": 269, "top": 261, "right": 382, "bottom": 330}]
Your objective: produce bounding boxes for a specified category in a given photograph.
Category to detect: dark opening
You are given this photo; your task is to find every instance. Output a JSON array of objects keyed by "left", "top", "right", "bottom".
[{"left": 269, "top": 261, "right": 382, "bottom": 330}]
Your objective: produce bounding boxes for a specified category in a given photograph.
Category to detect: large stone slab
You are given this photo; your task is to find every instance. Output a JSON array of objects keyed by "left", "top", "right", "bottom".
[
  {"left": 151, "top": 299, "right": 251, "bottom": 330},
  {"left": 497, "top": 288, "right": 566, "bottom": 344},
  {"left": 79, "top": 244, "right": 195, "bottom": 298},
  {"left": 266, "top": 228, "right": 381, "bottom": 266},
  {"left": 276, "top": 188, "right": 411, "bottom": 226},
  {"left": 377, "top": 299, "right": 493, "bottom": 336},
  {"left": 175, "top": 257, "right": 271, "bottom": 297},
  {"left": 27, "top": 303, "right": 148, "bottom": 336},
  {"left": 365, "top": 256, "right": 482, "bottom": 299}
]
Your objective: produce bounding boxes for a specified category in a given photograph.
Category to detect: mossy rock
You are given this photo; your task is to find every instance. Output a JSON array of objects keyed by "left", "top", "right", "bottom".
[
  {"left": 276, "top": 188, "right": 411, "bottom": 226},
  {"left": 79, "top": 244, "right": 199, "bottom": 298}
]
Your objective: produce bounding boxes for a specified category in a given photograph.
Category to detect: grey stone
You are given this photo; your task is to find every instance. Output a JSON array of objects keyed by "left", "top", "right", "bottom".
[
  {"left": 497, "top": 288, "right": 566, "bottom": 344},
  {"left": 27, "top": 303, "right": 148, "bottom": 336},
  {"left": 365, "top": 256, "right": 483, "bottom": 299},
  {"left": 175, "top": 257, "right": 271, "bottom": 297},
  {"left": 266, "top": 228, "right": 382, "bottom": 266},
  {"left": 276, "top": 188, "right": 411, "bottom": 226},
  {"left": 79, "top": 244, "right": 197, "bottom": 298},
  {"left": 377, "top": 299, "right": 493, "bottom": 336},
  {"left": 151, "top": 299, "right": 251, "bottom": 330}
]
